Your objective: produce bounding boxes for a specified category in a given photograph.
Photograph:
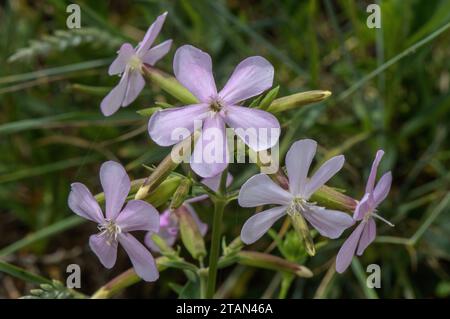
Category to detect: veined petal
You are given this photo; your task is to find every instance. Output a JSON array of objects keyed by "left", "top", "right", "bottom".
[
  {"left": 219, "top": 56, "right": 274, "bottom": 104},
  {"left": 223, "top": 105, "right": 280, "bottom": 151},
  {"left": 119, "top": 233, "right": 159, "bottom": 282},
  {"left": 122, "top": 70, "right": 145, "bottom": 107},
  {"left": 100, "top": 161, "right": 130, "bottom": 220},
  {"left": 374, "top": 171, "right": 392, "bottom": 206},
  {"left": 356, "top": 218, "right": 376, "bottom": 256},
  {"left": 302, "top": 206, "right": 354, "bottom": 239},
  {"left": 304, "top": 155, "right": 345, "bottom": 199},
  {"left": 136, "top": 12, "right": 168, "bottom": 56},
  {"left": 116, "top": 200, "right": 159, "bottom": 233},
  {"left": 173, "top": 45, "right": 217, "bottom": 102},
  {"left": 285, "top": 139, "right": 317, "bottom": 197},
  {"left": 191, "top": 115, "right": 229, "bottom": 178},
  {"left": 366, "top": 150, "right": 384, "bottom": 195},
  {"left": 142, "top": 39, "right": 172, "bottom": 66},
  {"left": 148, "top": 103, "right": 209, "bottom": 146},
  {"left": 238, "top": 173, "right": 292, "bottom": 207},
  {"left": 100, "top": 71, "right": 129, "bottom": 116},
  {"left": 68, "top": 182, "right": 104, "bottom": 223},
  {"left": 89, "top": 234, "right": 118, "bottom": 269},
  {"left": 202, "top": 172, "right": 233, "bottom": 192},
  {"left": 109, "top": 43, "right": 134, "bottom": 75},
  {"left": 241, "top": 206, "right": 287, "bottom": 244},
  {"left": 335, "top": 222, "right": 365, "bottom": 273}
]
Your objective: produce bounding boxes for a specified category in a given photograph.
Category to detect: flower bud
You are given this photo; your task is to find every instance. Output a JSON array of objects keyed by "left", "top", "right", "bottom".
[
  {"left": 135, "top": 134, "right": 197, "bottom": 200},
  {"left": 267, "top": 90, "right": 332, "bottom": 113},
  {"left": 142, "top": 66, "right": 198, "bottom": 104},
  {"left": 169, "top": 178, "right": 192, "bottom": 210},
  {"left": 150, "top": 233, "right": 177, "bottom": 256},
  {"left": 310, "top": 185, "right": 357, "bottom": 212},
  {"left": 288, "top": 209, "right": 316, "bottom": 256},
  {"left": 175, "top": 206, "right": 206, "bottom": 261},
  {"left": 237, "top": 251, "right": 313, "bottom": 278},
  {"left": 145, "top": 176, "right": 182, "bottom": 207}
]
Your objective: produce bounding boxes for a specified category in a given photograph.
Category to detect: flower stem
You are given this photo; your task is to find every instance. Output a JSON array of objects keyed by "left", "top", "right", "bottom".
[{"left": 206, "top": 170, "right": 228, "bottom": 298}]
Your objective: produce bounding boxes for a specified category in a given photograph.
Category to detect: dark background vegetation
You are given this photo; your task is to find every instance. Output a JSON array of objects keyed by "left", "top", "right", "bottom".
[{"left": 0, "top": 0, "right": 449, "bottom": 298}]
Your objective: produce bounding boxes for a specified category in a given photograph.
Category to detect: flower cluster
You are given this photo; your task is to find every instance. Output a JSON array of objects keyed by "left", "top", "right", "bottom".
[{"left": 67, "top": 11, "right": 394, "bottom": 288}]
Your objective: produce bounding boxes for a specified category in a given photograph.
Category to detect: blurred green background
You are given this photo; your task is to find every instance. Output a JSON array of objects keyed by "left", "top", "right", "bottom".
[{"left": 0, "top": 0, "right": 449, "bottom": 298}]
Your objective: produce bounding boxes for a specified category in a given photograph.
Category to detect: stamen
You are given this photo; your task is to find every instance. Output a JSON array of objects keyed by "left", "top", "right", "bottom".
[
  {"left": 128, "top": 55, "right": 142, "bottom": 71},
  {"left": 371, "top": 212, "right": 395, "bottom": 227},
  {"left": 97, "top": 220, "right": 122, "bottom": 245}
]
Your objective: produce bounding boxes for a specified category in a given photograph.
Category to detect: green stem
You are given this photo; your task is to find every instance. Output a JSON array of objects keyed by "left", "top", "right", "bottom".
[{"left": 206, "top": 170, "right": 228, "bottom": 298}]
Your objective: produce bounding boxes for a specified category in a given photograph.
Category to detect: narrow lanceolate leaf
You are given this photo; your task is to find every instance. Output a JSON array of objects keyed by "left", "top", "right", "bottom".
[
  {"left": 236, "top": 251, "right": 313, "bottom": 278},
  {"left": 142, "top": 66, "right": 198, "bottom": 104},
  {"left": 267, "top": 90, "right": 332, "bottom": 113},
  {"left": 176, "top": 206, "right": 206, "bottom": 261}
]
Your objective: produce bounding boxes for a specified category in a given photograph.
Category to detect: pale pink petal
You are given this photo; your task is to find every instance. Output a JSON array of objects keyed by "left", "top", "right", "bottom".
[
  {"left": 219, "top": 56, "right": 274, "bottom": 104},
  {"left": 89, "top": 234, "right": 117, "bottom": 269},
  {"left": 335, "top": 222, "right": 365, "bottom": 273},
  {"left": 190, "top": 115, "right": 229, "bottom": 178},
  {"left": 238, "top": 173, "right": 292, "bottom": 207},
  {"left": 302, "top": 206, "right": 354, "bottom": 239},
  {"left": 119, "top": 233, "right": 159, "bottom": 282},
  {"left": 353, "top": 193, "right": 371, "bottom": 221},
  {"left": 136, "top": 12, "right": 168, "bottom": 56},
  {"left": 201, "top": 172, "right": 233, "bottom": 191},
  {"left": 173, "top": 45, "right": 217, "bottom": 102},
  {"left": 115, "top": 200, "right": 159, "bottom": 233},
  {"left": 108, "top": 43, "right": 134, "bottom": 75},
  {"left": 148, "top": 103, "right": 209, "bottom": 146},
  {"left": 122, "top": 71, "right": 145, "bottom": 106},
  {"left": 184, "top": 204, "right": 207, "bottom": 236},
  {"left": 223, "top": 105, "right": 280, "bottom": 151},
  {"left": 285, "top": 139, "right": 317, "bottom": 197},
  {"left": 241, "top": 206, "right": 287, "bottom": 244},
  {"left": 356, "top": 218, "right": 376, "bottom": 256},
  {"left": 68, "top": 182, "right": 104, "bottom": 223},
  {"left": 142, "top": 39, "right": 172, "bottom": 65},
  {"left": 100, "top": 71, "right": 129, "bottom": 116},
  {"left": 366, "top": 150, "right": 384, "bottom": 194},
  {"left": 373, "top": 172, "right": 392, "bottom": 206},
  {"left": 304, "top": 155, "right": 345, "bottom": 199},
  {"left": 100, "top": 161, "right": 130, "bottom": 220}
]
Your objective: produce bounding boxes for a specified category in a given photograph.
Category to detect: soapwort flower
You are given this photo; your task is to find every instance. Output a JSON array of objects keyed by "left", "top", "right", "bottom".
[
  {"left": 145, "top": 173, "right": 232, "bottom": 251},
  {"left": 238, "top": 139, "right": 354, "bottom": 245},
  {"left": 68, "top": 161, "right": 160, "bottom": 281},
  {"left": 336, "top": 150, "right": 393, "bottom": 273},
  {"left": 148, "top": 45, "right": 280, "bottom": 178},
  {"left": 101, "top": 12, "right": 172, "bottom": 116}
]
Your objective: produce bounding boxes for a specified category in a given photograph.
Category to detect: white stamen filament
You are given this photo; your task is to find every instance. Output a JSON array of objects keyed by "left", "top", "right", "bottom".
[
  {"left": 371, "top": 212, "right": 395, "bottom": 227},
  {"left": 128, "top": 55, "right": 143, "bottom": 71},
  {"left": 98, "top": 220, "right": 122, "bottom": 245}
]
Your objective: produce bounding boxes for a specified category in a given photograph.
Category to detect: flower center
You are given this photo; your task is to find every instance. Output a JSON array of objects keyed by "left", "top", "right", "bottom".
[
  {"left": 98, "top": 219, "right": 122, "bottom": 245},
  {"left": 208, "top": 96, "right": 224, "bottom": 113},
  {"left": 287, "top": 197, "right": 315, "bottom": 216},
  {"left": 127, "top": 55, "right": 143, "bottom": 71}
]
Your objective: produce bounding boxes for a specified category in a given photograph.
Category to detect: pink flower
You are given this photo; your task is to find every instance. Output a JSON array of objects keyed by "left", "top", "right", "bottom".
[
  {"left": 238, "top": 139, "right": 354, "bottom": 244},
  {"left": 148, "top": 45, "right": 280, "bottom": 177},
  {"left": 101, "top": 12, "right": 172, "bottom": 116},
  {"left": 68, "top": 161, "right": 160, "bottom": 282},
  {"left": 335, "top": 150, "right": 393, "bottom": 273},
  {"left": 145, "top": 173, "right": 232, "bottom": 252}
]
